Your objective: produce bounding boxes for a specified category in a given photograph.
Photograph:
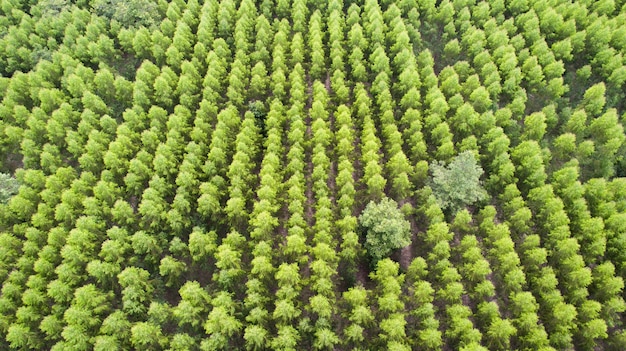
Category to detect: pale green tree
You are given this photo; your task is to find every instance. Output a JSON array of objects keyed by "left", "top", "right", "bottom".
[
  {"left": 0, "top": 173, "right": 19, "bottom": 204},
  {"left": 359, "top": 198, "right": 411, "bottom": 263},
  {"left": 430, "top": 151, "right": 487, "bottom": 214}
]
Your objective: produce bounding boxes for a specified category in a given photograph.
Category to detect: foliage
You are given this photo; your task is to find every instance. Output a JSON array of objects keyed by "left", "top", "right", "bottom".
[
  {"left": 93, "top": 0, "right": 161, "bottom": 28},
  {"left": 359, "top": 198, "right": 411, "bottom": 263},
  {"left": 430, "top": 151, "right": 488, "bottom": 214},
  {"left": 1, "top": 0, "right": 626, "bottom": 350},
  {"left": 248, "top": 101, "right": 267, "bottom": 138},
  {"left": 0, "top": 173, "right": 19, "bottom": 205}
]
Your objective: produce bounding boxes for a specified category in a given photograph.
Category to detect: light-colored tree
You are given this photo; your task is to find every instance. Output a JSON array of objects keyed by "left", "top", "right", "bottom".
[
  {"left": 359, "top": 198, "right": 411, "bottom": 263},
  {"left": 430, "top": 151, "right": 487, "bottom": 214},
  {"left": 0, "top": 173, "right": 19, "bottom": 204}
]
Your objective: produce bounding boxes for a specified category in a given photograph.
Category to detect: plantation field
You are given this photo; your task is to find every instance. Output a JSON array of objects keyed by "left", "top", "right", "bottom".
[{"left": 1, "top": 0, "right": 626, "bottom": 350}]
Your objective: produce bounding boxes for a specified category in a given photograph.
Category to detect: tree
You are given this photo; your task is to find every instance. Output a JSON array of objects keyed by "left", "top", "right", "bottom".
[
  {"left": 204, "top": 294, "right": 242, "bottom": 349},
  {"left": 484, "top": 317, "right": 516, "bottom": 350},
  {"left": 0, "top": 173, "right": 19, "bottom": 204},
  {"left": 359, "top": 198, "right": 411, "bottom": 263},
  {"left": 159, "top": 256, "right": 187, "bottom": 287},
  {"left": 314, "top": 327, "right": 339, "bottom": 350},
  {"left": 430, "top": 151, "right": 487, "bottom": 214},
  {"left": 271, "top": 325, "right": 300, "bottom": 350},
  {"left": 118, "top": 267, "right": 154, "bottom": 317},
  {"left": 94, "top": 0, "right": 161, "bottom": 28},
  {"left": 581, "top": 83, "right": 606, "bottom": 117},
  {"left": 130, "top": 322, "right": 165, "bottom": 350},
  {"left": 7, "top": 323, "right": 40, "bottom": 350},
  {"left": 586, "top": 108, "right": 625, "bottom": 178}
]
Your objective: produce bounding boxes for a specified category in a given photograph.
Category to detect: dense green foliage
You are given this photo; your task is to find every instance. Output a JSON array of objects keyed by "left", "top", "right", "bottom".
[
  {"left": 93, "top": 0, "right": 161, "bottom": 28},
  {"left": 430, "top": 151, "right": 487, "bottom": 214},
  {"left": 0, "top": 0, "right": 626, "bottom": 350},
  {"left": 359, "top": 198, "right": 411, "bottom": 263},
  {"left": 0, "top": 172, "right": 19, "bottom": 204}
]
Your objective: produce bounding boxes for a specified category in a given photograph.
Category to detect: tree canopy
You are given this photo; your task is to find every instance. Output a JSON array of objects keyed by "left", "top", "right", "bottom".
[
  {"left": 430, "top": 151, "right": 488, "bottom": 214},
  {"left": 0, "top": 173, "right": 19, "bottom": 205},
  {"left": 93, "top": 0, "right": 161, "bottom": 28},
  {"left": 359, "top": 197, "right": 411, "bottom": 263}
]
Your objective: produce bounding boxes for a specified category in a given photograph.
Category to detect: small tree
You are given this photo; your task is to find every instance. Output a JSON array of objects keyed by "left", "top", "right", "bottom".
[
  {"left": 430, "top": 151, "right": 487, "bottom": 214},
  {"left": 0, "top": 173, "right": 19, "bottom": 204},
  {"left": 359, "top": 198, "right": 411, "bottom": 264}
]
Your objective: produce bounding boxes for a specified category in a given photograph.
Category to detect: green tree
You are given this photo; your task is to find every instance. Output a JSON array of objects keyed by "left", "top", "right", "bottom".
[
  {"left": 581, "top": 83, "right": 606, "bottom": 117},
  {"left": 131, "top": 322, "right": 165, "bottom": 350},
  {"left": 359, "top": 198, "right": 411, "bottom": 263},
  {"left": 118, "top": 267, "right": 154, "bottom": 317},
  {"left": 204, "top": 293, "right": 242, "bottom": 349},
  {"left": 0, "top": 173, "right": 19, "bottom": 204},
  {"left": 159, "top": 256, "right": 187, "bottom": 287},
  {"left": 94, "top": 0, "right": 161, "bottom": 28},
  {"left": 271, "top": 325, "right": 300, "bottom": 350},
  {"left": 244, "top": 325, "right": 268, "bottom": 350},
  {"left": 173, "top": 281, "right": 211, "bottom": 329},
  {"left": 430, "top": 151, "right": 487, "bottom": 214},
  {"left": 314, "top": 327, "right": 339, "bottom": 350}
]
